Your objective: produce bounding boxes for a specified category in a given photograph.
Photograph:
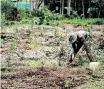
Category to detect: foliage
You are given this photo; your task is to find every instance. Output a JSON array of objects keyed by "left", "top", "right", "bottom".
[
  {"left": 28, "top": 31, "right": 40, "bottom": 50},
  {"left": 64, "top": 80, "right": 72, "bottom": 88},
  {"left": 1, "top": 0, "right": 21, "bottom": 26},
  {"left": 1, "top": 0, "right": 104, "bottom": 27},
  {"left": 1, "top": 6, "right": 63, "bottom": 26},
  {"left": 31, "top": 6, "right": 63, "bottom": 25},
  {"left": 19, "top": 18, "right": 31, "bottom": 24},
  {"left": 32, "top": 17, "right": 40, "bottom": 25},
  {"left": 1, "top": 0, "right": 15, "bottom": 20},
  {"left": 19, "top": 9, "right": 32, "bottom": 19}
]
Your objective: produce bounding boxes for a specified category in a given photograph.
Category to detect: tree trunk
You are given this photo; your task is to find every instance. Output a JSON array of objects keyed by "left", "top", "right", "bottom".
[
  {"left": 60, "top": 0, "right": 61, "bottom": 14},
  {"left": 89, "top": 0, "right": 91, "bottom": 18},
  {"left": 67, "top": 0, "right": 71, "bottom": 16},
  {"left": 98, "top": 1, "right": 101, "bottom": 18},
  {"left": 31, "top": 0, "right": 43, "bottom": 10},
  {"left": 62, "top": 0, "right": 64, "bottom": 15},
  {"left": 75, "top": 0, "right": 76, "bottom": 11},
  {"left": 82, "top": 0, "right": 85, "bottom": 17}
]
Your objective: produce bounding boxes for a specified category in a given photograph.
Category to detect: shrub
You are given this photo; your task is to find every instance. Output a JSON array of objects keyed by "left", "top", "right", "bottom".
[
  {"left": 31, "top": 6, "right": 63, "bottom": 25},
  {"left": 20, "top": 18, "right": 31, "bottom": 24},
  {"left": 19, "top": 9, "right": 32, "bottom": 19},
  {"left": 1, "top": 0, "right": 16, "bottom": 20}
]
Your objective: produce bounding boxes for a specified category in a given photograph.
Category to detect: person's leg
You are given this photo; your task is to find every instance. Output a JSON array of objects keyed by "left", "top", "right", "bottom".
[{"left": 83, "top": 42, "right": 93, "bottom": 62}]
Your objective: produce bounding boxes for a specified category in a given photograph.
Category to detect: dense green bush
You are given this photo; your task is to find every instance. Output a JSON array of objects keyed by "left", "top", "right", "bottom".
[
  {"left": 1, "top": 0, "right": 15, "bottom": 20},
  {"left": 1, "top": 0, "right": 21, "bottom": 26},
  {"left": 1, "top": 13, "right": 18, "bottom": 27},
  {"left": 19, "top": 9, "right": 32, "bottom": 19},
  {"left": 31, "top": 7, "right": 63, "bottom": 25}
]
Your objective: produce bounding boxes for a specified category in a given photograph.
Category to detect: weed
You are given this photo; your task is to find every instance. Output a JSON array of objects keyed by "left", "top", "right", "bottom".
[{"left": 64, "top": 80, "right": 72, "bottom": 88}]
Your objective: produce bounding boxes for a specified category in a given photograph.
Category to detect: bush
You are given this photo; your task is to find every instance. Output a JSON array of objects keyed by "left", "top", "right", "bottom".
[
  {"left": 19, "top": 9, "right": 32, "bottom": 19},
  {"left": 31, "top": 7, "right": 63, "bottom": 25},
  {"left": 1, "top": 0, "right": 15, "bottom": 20},
  {"left": 1, "top": 3, "right": 63, "bottom": 26}
]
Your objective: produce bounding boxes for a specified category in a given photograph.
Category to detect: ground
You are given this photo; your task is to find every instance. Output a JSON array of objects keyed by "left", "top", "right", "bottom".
[
  {"left": 1, "top": 66, "right": 104, "bottom": 89},
  {"left": 1, "top": 24, "right": 104, "bottom": 89}
]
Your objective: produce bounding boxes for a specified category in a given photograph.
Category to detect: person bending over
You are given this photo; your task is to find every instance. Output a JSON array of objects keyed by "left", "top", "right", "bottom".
[{"left": 68, "top": 31, "right": 93, "bottom": 64}]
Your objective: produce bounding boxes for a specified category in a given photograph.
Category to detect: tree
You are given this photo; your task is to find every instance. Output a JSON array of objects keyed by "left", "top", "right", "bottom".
[{"left": 30, "top": 0, "right": 44, "bottom": 10}]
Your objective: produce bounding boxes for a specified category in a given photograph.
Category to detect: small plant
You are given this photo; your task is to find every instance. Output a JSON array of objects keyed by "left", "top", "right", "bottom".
[
  {"left": 29, "top": 40, "right": 39, "bottom": 50},
  {"left": 85, "top": 25, "right": 92, "bottom": 33},
  {"left": 64, "top": 80, "right": 72, "bottom": 88},
  {"left": 29, "top": 31, "right": 39, "bottom": 50},
  {"left": 54, "top": 27, "right": 60, "bottom": 37},
  {"left": 32, "top": 17, "right": 40, "bottom": 25},
  {"left": 20, "top": 18, "right": 31, "bottom": 24},
  {"left": 39, "top": 25, "right": 46, "bottom": 36}
]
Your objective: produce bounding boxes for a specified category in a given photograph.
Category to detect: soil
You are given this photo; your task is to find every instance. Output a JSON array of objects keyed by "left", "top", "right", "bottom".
[{"left": 1, "top": 67, "right": 95, "bottom": 89}]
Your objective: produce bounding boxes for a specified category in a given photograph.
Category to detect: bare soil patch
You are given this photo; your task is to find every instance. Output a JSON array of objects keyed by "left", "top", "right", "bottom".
[{"left": 1, "top": 67, "right": 94, "bottom": 89}]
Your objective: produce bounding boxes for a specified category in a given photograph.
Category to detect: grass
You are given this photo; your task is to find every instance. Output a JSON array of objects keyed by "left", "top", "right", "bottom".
[
  {"left": 24, "top": 59, "right": 59, "bottom": 68},
  {"left": 60, "top": 18, "right": 104, "bottom": 25},
  {"left": 81, "top": 79, "right": 104, "bottom": 89},
  {"left": 3, "top": 18, "right": 104, "bottom": 29}
]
